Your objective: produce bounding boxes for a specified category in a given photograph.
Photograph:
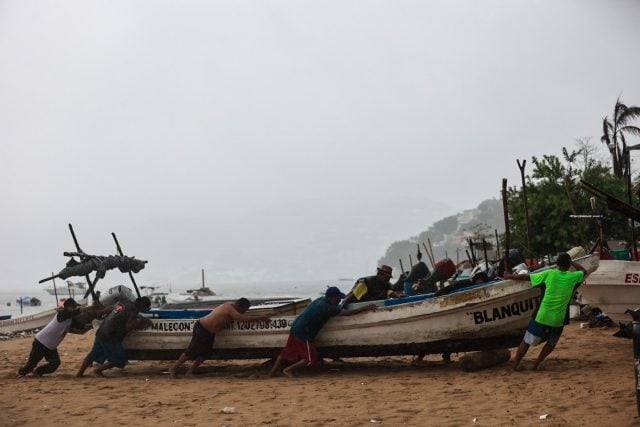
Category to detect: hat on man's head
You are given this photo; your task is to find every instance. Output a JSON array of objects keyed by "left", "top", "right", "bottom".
[
  {"left": 325, "top": 286, "right": 346, "bottom": 299},
  {"left": 377, "top": 265, "right": 393, "bottom": 277},
  {"left": 63, "top": 298, "right": 80, "bottom": 309}
]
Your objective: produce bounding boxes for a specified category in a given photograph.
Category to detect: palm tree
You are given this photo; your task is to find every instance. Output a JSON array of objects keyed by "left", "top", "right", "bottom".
[{"left": 601, "top": 97, "right": 640, "bottom": 177}]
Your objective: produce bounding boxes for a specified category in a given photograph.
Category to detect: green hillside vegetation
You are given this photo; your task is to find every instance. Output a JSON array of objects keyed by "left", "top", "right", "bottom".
[{"left": 379, "top": 140, "right": 633, "bottom": 272}]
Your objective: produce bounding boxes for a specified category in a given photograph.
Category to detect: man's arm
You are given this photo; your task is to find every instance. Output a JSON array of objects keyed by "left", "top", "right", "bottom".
[
  {"left": 503, "top": 272, "right": 531, "bottom": 281},
  {"left": 226, "top": 306, "right": 270, "bottom": 322},
  {"left": 338, "top": 304, "right": 377, "bottom": 316},
  {"left": 570, "top": 260, "right": 588, "bottom": 276}
]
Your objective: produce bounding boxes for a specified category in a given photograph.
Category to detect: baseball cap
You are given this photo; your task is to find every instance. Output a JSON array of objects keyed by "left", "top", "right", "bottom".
[{"left": 325, "top": 286, "right": 346, "bottom": 299}]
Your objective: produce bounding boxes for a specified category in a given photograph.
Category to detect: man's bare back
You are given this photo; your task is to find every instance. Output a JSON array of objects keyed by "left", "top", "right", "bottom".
[{"left": 199, "top": 302, "right": 268, "bottom": 334}]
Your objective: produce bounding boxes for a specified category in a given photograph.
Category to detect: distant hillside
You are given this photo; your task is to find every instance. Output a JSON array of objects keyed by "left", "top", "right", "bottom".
[{"left": 378, "top": 198, "right": 504, "bottom": 272}]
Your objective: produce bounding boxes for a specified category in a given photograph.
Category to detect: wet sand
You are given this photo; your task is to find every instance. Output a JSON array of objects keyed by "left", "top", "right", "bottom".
[{"left": 0, "top": 322, "right": 638, "bottom": 426}]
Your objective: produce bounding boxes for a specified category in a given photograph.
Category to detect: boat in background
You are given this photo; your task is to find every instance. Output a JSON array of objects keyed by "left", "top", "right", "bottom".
[
  {"left": 44, "top": 281, "right": 87, "bottom": 298},
  {"left": 577, "top": 258, "right": 640, "bottom": 324},
  {"left": 15, "top": 296, "right": 41, "bottom": 307},
  {"left": 0, "top": 315, "right": 11, "bottom": 321},
  {"left": 0, "top": 308, "right": 57, "bottom": 334}
]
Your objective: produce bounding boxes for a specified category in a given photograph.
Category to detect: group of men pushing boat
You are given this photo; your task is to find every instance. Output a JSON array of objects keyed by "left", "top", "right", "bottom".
[{"left": 17, "top": 254, "right": 590, "bottom": 378}]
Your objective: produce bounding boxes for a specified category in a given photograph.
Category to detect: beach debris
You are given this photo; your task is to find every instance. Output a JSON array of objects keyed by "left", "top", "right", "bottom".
[
  {"left": 539, "top": 414, "right": 550, "bottom": 420},
  {"left": 473, "top": 418, "right": 478, "bottom": 422},
  {"left": 370, "top": 420, "right": 383, "bottom": 423},
  {"left": 221, "top": 407, "right": 236, "bottom": 414},
  {"left": 459, "top": 349, "right": 511, "bottom": 372}
]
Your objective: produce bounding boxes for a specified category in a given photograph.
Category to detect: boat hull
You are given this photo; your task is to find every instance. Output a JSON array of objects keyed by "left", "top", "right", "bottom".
[
  {"left": 577, "top": 259, "right": 640, "bottom": 324},
  {"left": 124, "top": 281, "right": 541, "bottom": 360},
  {"left": 123, "top": 254, "right": 599, "bottom": 361}
]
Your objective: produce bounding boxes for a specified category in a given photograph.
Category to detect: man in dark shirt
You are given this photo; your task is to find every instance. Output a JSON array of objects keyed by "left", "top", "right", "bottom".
[
  {"left": 269, "top": 286, "right": 375, "bottom": 377},
  {"left": 341, "top": 265, "right": 402, "bottom": 306},
  {"left": 76, "top": 296, "right": 151, "bottom": 377}
]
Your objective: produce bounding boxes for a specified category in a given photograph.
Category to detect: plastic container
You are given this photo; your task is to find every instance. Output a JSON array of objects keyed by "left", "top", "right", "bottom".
[{"left": 403, "top": 281, "right": 413, "bottom": 296}]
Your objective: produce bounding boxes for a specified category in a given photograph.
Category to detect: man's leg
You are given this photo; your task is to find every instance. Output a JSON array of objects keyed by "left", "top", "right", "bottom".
[
  {"left": 169, "top": 352, "right": 189, "bottom": 378},
  {"left": 94, "top": 362, "right": 114, "bottom": 377},
  {"left": 513, "top": 340, "right": 530, "bottom": 371},
  {"left": 76, "top": 358, "right": 93, "bottom": 377},
  {"left": 18, "top": 340, "right": 45, "bottom": 376},
  {"left": 282, "top": 359, "right": 307, "bottom": 378},
  {"left": 532, "top": 343, "right": 555, "bottom": 370},
  {"left": 185, "top": 357, "right": 205, "bottom": 377},
  {"left": 34, "top": 349, "right": 61, "bottom": 376},
  {"left": 269, "top": 355, "right": 285, "bottom": 377}
]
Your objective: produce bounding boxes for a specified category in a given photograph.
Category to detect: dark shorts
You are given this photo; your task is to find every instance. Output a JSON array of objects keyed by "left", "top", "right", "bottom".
[
  {"left": 524, "top": 319, "right": 564, "bottom": 347},
  {"left": 279, "top": 334, "right": 318, "bottom": 366},
  {"left": 87, "top": 336, "right": 127, "bottom": 368},
  {"left": 185, "top": 321, "right": 216, "bottom": 360}
]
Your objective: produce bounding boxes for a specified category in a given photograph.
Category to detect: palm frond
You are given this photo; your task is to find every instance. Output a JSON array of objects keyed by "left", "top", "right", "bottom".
[
  {"left": 619, "top": 106, "right": 640, "bottom": 126},
  {"left": 621, "top": 125, "right": 640, "bottom": 137}
]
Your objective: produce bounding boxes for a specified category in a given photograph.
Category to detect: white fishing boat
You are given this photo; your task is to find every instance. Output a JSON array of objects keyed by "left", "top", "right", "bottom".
[
  {"left": 0, "top": 308, "right": 58, "bottom": 334},
  {"left": 577, "top": 259, "right": 640, "bottom": 324},
  {"left": 121, "top": 253, "right": 600, "bottom": 361},
  {"left": 44, "top": 281, "right": 87, "bottom": 298}
]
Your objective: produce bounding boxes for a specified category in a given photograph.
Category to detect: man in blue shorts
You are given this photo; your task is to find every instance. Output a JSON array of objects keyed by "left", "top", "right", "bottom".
[
  {"left": 76, "top": 296, "right": 152, "bottom": 377},
  {"left": 505, "top": 252, "right": 589, "bottom": 371}
]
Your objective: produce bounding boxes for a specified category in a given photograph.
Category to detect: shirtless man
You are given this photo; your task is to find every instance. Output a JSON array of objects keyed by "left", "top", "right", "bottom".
[{"left": 169, "top": 298, "right": 270, "bottom": 378}]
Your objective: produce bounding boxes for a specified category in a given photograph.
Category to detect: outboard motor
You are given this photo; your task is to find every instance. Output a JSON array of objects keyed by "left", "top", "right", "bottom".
[{"left": 100, "top": 285, "right": 136, "bottom": 306}]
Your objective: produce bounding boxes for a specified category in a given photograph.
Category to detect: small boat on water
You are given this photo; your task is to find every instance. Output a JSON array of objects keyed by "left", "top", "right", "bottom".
[
  {"left": 0, "top": 315, "right": 11, "bottom": 321},
  {"left": 121, "top": 253, "right": 600, "bottom": 361},
  {"left": 15, "top": 296, "right": 41, "bottom": 307}
]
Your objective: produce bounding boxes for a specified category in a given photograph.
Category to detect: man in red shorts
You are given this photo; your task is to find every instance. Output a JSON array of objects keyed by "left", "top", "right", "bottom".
[{"left": 269, "top": 286, "right": 376, "bottom": 377}]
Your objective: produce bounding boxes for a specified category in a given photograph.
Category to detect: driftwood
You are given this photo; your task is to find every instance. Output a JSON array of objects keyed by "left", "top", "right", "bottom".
[
  {"left": 39, "top": 254, "right": 147, "bottom": 283},
  {"left": 459, "top": 349, "right": 511, "bottom": 372}
]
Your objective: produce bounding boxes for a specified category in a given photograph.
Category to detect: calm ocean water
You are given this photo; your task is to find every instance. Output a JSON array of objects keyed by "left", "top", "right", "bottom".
[{"left": 0, "top": 279, "right": 354, "bottom": 319}]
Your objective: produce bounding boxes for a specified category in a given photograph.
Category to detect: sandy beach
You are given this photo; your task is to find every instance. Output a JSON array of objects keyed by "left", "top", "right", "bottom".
[{"left": 0, "top": 322, "right": 638, "bottom": 427}]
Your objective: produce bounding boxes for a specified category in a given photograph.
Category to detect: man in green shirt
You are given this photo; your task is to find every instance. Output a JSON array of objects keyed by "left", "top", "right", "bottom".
[{"left": 505, "top": 252, "right": 588, "bottom": 371}]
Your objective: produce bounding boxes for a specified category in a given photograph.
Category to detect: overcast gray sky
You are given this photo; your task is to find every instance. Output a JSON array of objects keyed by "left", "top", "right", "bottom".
[{"left": 1, "top": 1, "right": 639, "bottom": 292}]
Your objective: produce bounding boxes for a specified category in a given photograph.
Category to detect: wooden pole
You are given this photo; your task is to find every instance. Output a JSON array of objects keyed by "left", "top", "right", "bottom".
[
  {"left": 482, "top": 239, "right": 489, "bottom": 270},
  {"left": 427, "top": 238, "right": 436, "bottom": 264},
  {"left": 495, "top": 229, "right": 501, "bottom": 259},
  {"left": 52, "top": 274, "right": 59, "bottom": 306},
  {"left": 465, "top": 249, "right": 474, "bottom": 267},
  {"left": 517, "top": 160, "right": 532, "bottom": 259},
  {"left": 408, "top": 254, "right": 414, "bottom": 269},
  {"left": 399, "top": 258, "right": 405, "bottom": 274},
  {"left": 502, "top": 179, "right": 511, "bottom": 274},
  {"left": 422, "top": 243, "right": 435, "bottom": 269},
  {"left": 111, "top": 232, "right": 142, "bottom": 299},
  {"left": 69, "top": 224, "right": 99, "bottom": 302},
  {"left": 201, "top": 269, "right": 205, "bottom": 289}
]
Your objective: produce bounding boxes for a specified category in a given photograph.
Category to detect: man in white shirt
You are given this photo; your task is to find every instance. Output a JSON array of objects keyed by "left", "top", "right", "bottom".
[{"left": 18, "top": 298, "right": 81, "bottom": 377}]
